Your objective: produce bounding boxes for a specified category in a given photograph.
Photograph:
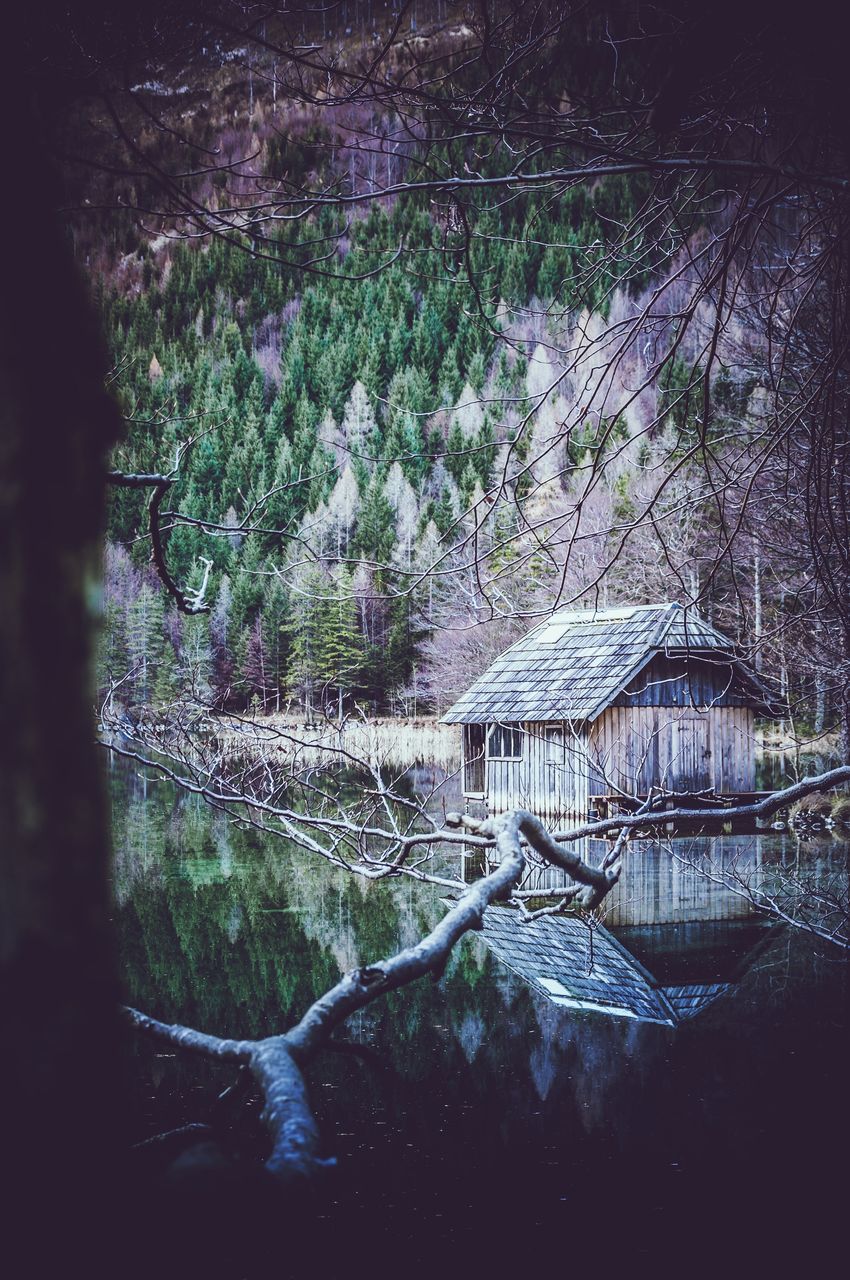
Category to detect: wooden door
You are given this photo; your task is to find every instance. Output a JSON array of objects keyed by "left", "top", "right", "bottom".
[
  {"left": 545, "top": 724, "right": 587, "bottom": 818},
  {"left": 672, "top": 715, "right": 713, "bottom": 791}
]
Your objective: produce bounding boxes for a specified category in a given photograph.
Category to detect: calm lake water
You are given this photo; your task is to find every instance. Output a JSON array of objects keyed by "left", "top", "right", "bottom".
[{"left": 109, "top": 756, "right": 849, "bottom": 1274}]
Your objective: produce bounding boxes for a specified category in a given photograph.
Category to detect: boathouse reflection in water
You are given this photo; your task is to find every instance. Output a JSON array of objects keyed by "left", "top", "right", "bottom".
[{"left": 467, "top": 834, "right": 775, "bottom": 1026}]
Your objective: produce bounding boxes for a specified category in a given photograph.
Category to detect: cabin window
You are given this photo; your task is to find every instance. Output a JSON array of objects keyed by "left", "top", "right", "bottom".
[
  {"left": 488, "top": 723, "right": 523, "bottom": 759},
  {"left": 463, "top": 724, "right": 486, "bottom": 795}
]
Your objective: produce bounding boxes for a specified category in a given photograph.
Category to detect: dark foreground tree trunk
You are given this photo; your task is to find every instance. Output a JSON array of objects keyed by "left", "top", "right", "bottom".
[{"left": 0, "top": 80, "right": 125, "bottom": 1269}]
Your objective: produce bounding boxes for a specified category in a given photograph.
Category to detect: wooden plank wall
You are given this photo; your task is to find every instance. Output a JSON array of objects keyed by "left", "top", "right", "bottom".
[
  {"left": 486, "top": 722, "right": 589, "bottom": 820},
  {"left": 588, "top": 705, "right": 755, "bottom": 796},
  {"left": 611, "top": 655, "right": 750, "bottom": 706},
  {"left": 481, "top": 707, "right": 755, "bottom": 816}
]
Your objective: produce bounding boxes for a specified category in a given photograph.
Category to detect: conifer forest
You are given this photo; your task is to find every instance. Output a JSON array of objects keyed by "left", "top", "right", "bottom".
[{"left": 87, "top": 6, "right": 847, "bottom": 734}]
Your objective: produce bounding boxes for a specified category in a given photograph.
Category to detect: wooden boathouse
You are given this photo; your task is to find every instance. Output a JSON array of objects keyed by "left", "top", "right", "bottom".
[{"left": 443, "top": 602, "right": 779, "bottom": 820}]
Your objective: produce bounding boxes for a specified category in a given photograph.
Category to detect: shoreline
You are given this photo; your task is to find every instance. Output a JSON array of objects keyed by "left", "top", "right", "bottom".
[{"left": 207, "top": 712, "right": 838, "bottom": 772}]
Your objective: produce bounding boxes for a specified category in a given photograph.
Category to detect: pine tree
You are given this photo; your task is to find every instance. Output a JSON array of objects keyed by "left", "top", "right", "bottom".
[
  {"left": 99, "top": 542, "right": 139, "bottom": 699},
  {"left": 468, "top": 349, "right": 487, "bottom": 393},
  {"left": 476, "top": 415, "right": 496, "bottom": 488},
  {"left": 264, "top": 435, "right": 297, "bottom": 540},
  {"left": 459, "top": 460, "right": 479, "bottom": 509},
  {"left": 383, "top": 593, "right": 426, "bottom": 701},
  {"left": 261, "top": 577, "right": 291, "bottom": 712},
  {"left": 438, "top": 345, "right": 463, "bottom": 406},
  {"left": 434, "top": 485, "right": 457, "bottom": 537},
  {"left": 354, "top": 475, "right": 397, "bottom": 567},
  {"left": 222, "top": 419, "right": 265, "bottom": 512},
  {"left": 286, "top": 565, "right": 330, "bottom": 719},
  {"left": 126, "top": 581, "right": 165, "bottom": 706},
  {"left": 230, "top": 536, "right": 265, "bottom": 635},
  {"left": 317, "top": 569, "right": 365, "bottom": 720},
  {"left": 306, "top": 440, "right": 336, "bottom": 511},
  {"left": 153, "top": 607, "right": 181, "bottom": 705},
  {"left": 445, "top": 420, "right": 467, "bottom": 485}
]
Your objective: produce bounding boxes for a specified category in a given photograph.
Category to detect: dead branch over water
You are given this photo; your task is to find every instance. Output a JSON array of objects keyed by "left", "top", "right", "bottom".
[
  {"left": 123, "top": 764, "right": 847, "bottom": 1183},
  {"left": 126, "top": 806, "right": 616, "bottom": 1182}
]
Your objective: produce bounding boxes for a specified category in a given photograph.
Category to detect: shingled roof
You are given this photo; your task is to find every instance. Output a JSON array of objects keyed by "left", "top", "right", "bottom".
[
  {"left": 443, "top": 602, "right": 776, "bottom": 724},
  {"left": 480, "top": 906, "right": 677, "bottom": 1024},
  {"left": 479, "top": 908, "right": 735, "bottom": 1026}
]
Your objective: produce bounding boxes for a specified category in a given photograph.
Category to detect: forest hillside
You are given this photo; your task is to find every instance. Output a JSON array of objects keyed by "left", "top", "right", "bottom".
[{"left": 84, "top": 3, "right": 838, "bottom": 740}]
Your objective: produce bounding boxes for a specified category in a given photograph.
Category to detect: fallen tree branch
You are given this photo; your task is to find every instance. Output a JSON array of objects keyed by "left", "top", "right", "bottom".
[
  {"left": 126, "top": 805, "right": 617, "bottom": 1183},
  {"left": 444, "top": 809, "right": 621, "bottom": 909}
]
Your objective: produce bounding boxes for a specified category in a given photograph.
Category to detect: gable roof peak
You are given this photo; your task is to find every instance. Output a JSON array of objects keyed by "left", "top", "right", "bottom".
[{"left": 443, "top": 600, "right": 772, "bottom": 724}]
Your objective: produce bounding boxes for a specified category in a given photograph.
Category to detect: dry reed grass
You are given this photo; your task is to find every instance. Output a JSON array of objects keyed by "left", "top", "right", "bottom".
[{"left": 213, "top": 715, "right": 460, "bottom": 771}]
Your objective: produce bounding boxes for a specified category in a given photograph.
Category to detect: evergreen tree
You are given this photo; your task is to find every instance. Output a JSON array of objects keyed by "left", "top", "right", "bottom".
[
  {"left": 445, "top": 420, "right": 467, "bottom": 485},
  {"left": 261, "top": 577, "right": 291, "bottom": 712},
  {"left": 286, "top": 565, "right": 330, "bottom": 718},
  {"left": 468, "top": 349, "right": 487, "bottom": 394},
  {"left": 383, "top": 593, "right": 426, "bottom": 701},
  {"left": 438, "top": 345, "right": 463, "bottom": 406},
  {"left": 433, "top": 485, "right": 457, "bottom": 537},
  {"left": 230, "top": 536, "right": 265, "bottom": 635},
  {"left": 210, "top": 574, "right": 235, "bottom": 706},
  {"left": 153, "top": 607, "right": 181, "bottom": 705},
  {"left": 476, "top": 416, "right": 496, "bottom": 488},
  {"left": 317, "top": 569, "right": 365, "bottom": 720},
  {"left": 126, "top": 581, "right": 165, "bottom": 705},
  {"left": 459, "top": 460, "right": 479, "bottom": 510},
  {"left": 353, "top": 475, "right": 396, "bottom": 567},
  {"left": 264, "top": 435, "right": 297, "bottom": 541}
]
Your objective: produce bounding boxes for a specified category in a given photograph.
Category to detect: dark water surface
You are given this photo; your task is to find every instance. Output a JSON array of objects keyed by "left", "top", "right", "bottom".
[{"left": 110, "top": 759, "right": 849, "bottom": 1275}]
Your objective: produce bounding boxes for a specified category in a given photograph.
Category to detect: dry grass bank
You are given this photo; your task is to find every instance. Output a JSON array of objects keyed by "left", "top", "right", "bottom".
[{"left": 213, "top": 715, "right": 461, "bottom": 771}]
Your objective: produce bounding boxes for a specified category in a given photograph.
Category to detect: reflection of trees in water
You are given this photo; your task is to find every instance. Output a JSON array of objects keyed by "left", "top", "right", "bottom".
[
  {"left": 112, "top": 760, "right": 676, "bottom": 1151},
  {"left": 111, "top": 755, "right": 846, "bottom": 1201}
]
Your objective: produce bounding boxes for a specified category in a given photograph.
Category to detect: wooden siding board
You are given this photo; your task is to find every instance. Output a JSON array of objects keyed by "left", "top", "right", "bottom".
[
  {"left": 611, "top": 654, "right": 750, "bottom": 708},
  {"left": 481, "top": 720, "right": 593, "bottom": 818}
]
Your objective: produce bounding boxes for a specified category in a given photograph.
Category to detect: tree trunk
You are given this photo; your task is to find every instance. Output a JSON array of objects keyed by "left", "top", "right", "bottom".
[{"left": 0, "top": 99, "right": 125, "bottom": 1266}]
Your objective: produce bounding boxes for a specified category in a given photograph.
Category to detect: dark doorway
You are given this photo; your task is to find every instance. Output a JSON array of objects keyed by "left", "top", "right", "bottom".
[{"left": 463, "top": 724, "right": 486, "bottom": 794}]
